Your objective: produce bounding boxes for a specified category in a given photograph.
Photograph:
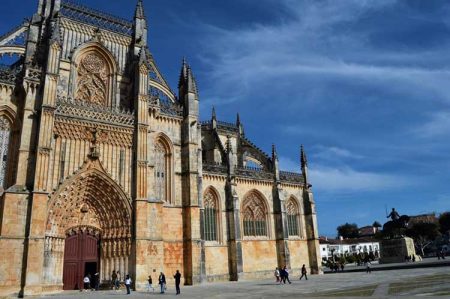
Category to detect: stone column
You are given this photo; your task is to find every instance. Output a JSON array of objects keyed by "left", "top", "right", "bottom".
[
  {"left": 23, "top": 40, "right": 61, "bottom": 295},
  {"left": 225, "top": 181, "right": 243, "bottom": 281},
  {"left": 303, "top": 189, "right": 321, "bottom": 274},
  {"left": 180, "top": 66, "right": 202, "bottom": 285},
  {"left": 273, "top": 184, "right": 291, "bottom": 269}
]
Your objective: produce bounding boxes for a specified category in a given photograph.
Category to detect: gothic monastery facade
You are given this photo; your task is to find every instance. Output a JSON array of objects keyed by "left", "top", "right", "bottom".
[{"left": 0, "top": 0, "right": 321, "bottom": 296}]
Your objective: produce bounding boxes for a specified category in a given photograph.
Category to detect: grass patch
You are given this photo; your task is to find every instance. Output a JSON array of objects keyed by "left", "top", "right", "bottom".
[
  {"left": 307, "top": 285, "right": 377, "bottom": 297},
  {"left": 388, "top": 273, "right": 450, "bottom": 295}
]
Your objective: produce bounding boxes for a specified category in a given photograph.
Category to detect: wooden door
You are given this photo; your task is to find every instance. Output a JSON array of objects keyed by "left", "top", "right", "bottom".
[{"left": 63, "top": 230, "right": 99, "bottom": 290}]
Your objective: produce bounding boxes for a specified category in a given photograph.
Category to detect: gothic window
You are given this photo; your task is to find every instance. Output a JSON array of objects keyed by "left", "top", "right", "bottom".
[
  {"left": 286, "top": 197, "right": 300, "bottom": 237},
  {"left": 75, "top": 52, "right": 110, "bottom": 106},
  {"left": 204, "top": 189, "right": 219, "bottom": 241},
  {"left": 242, "top": 192, "right": 268, "bottom": 237},
  {"left": 154, "top": 138, "right": 171, "bottom": 203},
  {"left": 0, "top": 116, "right": 11, "bottom": 187}
]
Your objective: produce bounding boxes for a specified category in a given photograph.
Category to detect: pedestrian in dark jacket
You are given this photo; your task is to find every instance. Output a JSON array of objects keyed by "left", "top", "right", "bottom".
[
  {"left": 174, "top": 270, "right": 182, "bottom": 295},
  {"left": 158, "top": 272, "right": 166, "bottom": 294},
  {"left": 300, "top": 264, "right": 308, "bottom": 280},
  {"left": 283, "top": 266, "right": 291, "bottom": 284}
]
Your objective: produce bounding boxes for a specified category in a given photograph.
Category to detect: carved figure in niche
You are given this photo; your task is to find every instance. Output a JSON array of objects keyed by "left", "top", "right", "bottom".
[{"left": 76, "top": 52, "right": 109, "bottom": 105}]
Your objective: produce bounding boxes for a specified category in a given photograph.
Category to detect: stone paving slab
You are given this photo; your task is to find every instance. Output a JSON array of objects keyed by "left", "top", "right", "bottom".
[{"left": 33, "top": 266, "right": 450, "bottom": 299}]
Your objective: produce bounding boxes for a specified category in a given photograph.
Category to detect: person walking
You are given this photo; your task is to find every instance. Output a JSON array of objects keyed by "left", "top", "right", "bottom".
[
  {"left": 116, "top": 271, "right": 121, "bottom": 290},
  {"left": 174, "top": 270, "right": 182, "bottom": 295},
  {"left": 158, "top": 272, "right": 166, "bottom": 294},
  {"left": 94, "top": 272, "right": 100, "bottom": 291},
  {"left": 279, "top": 267, "right": 286, "bottom": 284},
  {"left": 147, "top": 275, "right": 155, "bottom": 292},
  {"left": 283, "top": 266, "right": 292, "bottom": 284},
  {"left": 366, "top": 261, "right": 372, "bottom": 274},
  {"left": 83, "top": 275, "right": 90, "bottom": 292},
  {"left": 299, "top": 264, "right": 308, "bottom": 280},
  {"left": 125, "top": 274, "right": 132, "bottom": 295},
  {"left": 274, "top": 267, "right": 280, "bottom": 283},
  {"left": 111, "top": 270, "right": 117, "bottom": 290}
]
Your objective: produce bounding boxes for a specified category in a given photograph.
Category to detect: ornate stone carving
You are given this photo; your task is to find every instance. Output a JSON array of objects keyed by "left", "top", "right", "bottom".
[
  {"left": 286, "top": 198, "right": 299, "bottom": 216},
  {"left": 242, "top": 193, "right": 267, "bottom": 221},
  {"left": 204, "top": 191, "right": 217, "bottom": 209},
  {"left": 76, "top": 52, "right": 109, "bottom": 105},
  {"left": 54, "top": 117, "right": 133, "bottom": 148},
  {"left": 56, "top": 96, "right": 134, "bottom": 127}
]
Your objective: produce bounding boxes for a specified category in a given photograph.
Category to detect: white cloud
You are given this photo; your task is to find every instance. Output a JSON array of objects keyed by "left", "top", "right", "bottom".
[
  {"left": 413, "top": 112, "right": 450, "bottom": 138},
  {"left": 196, "top": 0, "right": 450, "bottom": 106},
  {"left": 278, "top": 155, "right": 411, "bottom": 193},
  {"left": 309, "top": 166, "right": 410, "bottom": 192},
  {"left": 313, "top": 145, "right": 364, "bottom": 161}
]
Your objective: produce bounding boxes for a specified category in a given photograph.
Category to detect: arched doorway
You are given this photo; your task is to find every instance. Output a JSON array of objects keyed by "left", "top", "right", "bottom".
[
  {"left": 63, "top": 227, "right": 100, "bottom": 290},
  {"left": 44, "top": 158, "right": 132, "bottom": 290}
]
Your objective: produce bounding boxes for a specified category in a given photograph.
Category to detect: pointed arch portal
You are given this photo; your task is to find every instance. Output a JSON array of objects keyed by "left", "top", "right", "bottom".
[{"left": 44, "top": 158, "right": 132, "bottom": 290}]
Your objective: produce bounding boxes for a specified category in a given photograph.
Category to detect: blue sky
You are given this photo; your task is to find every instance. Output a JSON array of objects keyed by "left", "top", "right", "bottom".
[{"left": 1, "top": 0, "right": 449, "bottom": 236}]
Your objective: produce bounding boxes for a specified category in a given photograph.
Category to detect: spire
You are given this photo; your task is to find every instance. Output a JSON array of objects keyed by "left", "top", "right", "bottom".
[
  {"left": 133, "top": 0, "right": 147, "bottom": 48},
  {"left": 301, "top": 145, "right": 308, "bottom": 169},
  {"left": 135, "top": 0, "right": 146, "bottom": 19},
  {"left": 178, "top": 57, "right": 188, "bottom": 89},
  {"left": 272, "top": 144, "right": 278, "bottom": 161},
  {"left": 212, "top": 106, "right": 217, "bottom": 120},
  {"left": 187, "top": 66, "right": 198, "bottom": 95}
]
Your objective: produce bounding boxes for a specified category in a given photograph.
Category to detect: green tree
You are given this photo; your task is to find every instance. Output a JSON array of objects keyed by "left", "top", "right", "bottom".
[
  {"left": 337, "top": 223, "right": 359, "bottom": 239},
  {"left": 372, "top": 221, "right": 382, "bottom": 228},
  {"left": 406, "top": 222, "right": 440, "bottom": 256},
  {"left": 439, "top": 212, "right": 450, "bottom": 235}
]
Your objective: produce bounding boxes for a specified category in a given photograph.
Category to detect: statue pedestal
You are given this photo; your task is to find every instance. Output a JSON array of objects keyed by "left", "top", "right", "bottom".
[{"left": 379, "top": 237, "right": 421, "bottom": 264}]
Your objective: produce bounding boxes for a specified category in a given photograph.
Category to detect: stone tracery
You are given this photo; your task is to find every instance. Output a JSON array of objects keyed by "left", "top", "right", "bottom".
[
  {"left": 242, "top": 192, "right": 268, "bottom": 237},
  {"left": 75, "top": 52, "right": 110, "bottom": 106},
  {"left": 286, "top": 197, "right": 300, "bottom": 236}
]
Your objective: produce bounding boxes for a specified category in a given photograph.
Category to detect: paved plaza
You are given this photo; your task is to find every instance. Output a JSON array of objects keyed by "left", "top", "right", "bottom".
[{"left": 34, "top": 265, "right": 450, "bottom": 299}]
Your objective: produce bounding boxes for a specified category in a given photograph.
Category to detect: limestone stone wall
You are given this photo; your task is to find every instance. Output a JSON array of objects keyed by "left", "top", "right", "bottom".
[
  {"left": 242, "top": 240, "right": 278, "bottom": 273},
  {"left": 288, "top": 240, "right": 311, "bottom": 273},
  {"left": 205, "top": 245, "right": 229, "bottom": 280}
]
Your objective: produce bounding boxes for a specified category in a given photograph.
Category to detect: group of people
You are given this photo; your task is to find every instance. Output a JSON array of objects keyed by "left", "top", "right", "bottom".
[
  {"left": 109, "top": 270, "right": 133, "bottom": 294},
  {"left": 328, "top": 263, "right": 345, "bottom": 272},
  {"left": 274, "top": 264, "right": 308, "bottom": 284},
  {"left": 82, "top": 273, "right": 100, "bottom": 292},
  {"left": 147, "top": 270, "right": 182, "bottom": 295}
]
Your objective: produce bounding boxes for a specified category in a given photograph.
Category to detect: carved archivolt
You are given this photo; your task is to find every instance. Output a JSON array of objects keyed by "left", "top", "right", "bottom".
[
  {"left": 46, "top": 158, "right": 131, "bottom": 239},
  {"left": 75, "top": 52, "right": 109, "bottom": 105}
]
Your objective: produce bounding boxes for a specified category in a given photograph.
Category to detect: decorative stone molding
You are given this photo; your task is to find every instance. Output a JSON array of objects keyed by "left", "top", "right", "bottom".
[{"left": 56, "top": 95, "right": 134, "bottom": 127}]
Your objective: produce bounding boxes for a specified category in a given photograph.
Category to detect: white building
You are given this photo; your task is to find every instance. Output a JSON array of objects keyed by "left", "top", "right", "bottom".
[{"left": 319, "top": 237, "right": 380, "bottom": 261}]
